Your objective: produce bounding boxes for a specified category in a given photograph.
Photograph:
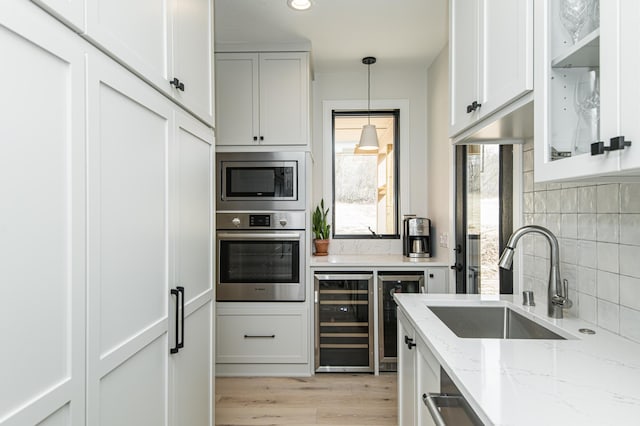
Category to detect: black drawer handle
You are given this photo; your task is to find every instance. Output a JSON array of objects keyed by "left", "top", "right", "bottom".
[
  {"left": 170, "top": 289, "right": 180, "bottom": 354},
  {"left": 244, "top": 334, "right": 276, "bottom": 338},
  {"left": 177, "top": 286, "right": 185, "bottom": 349}
]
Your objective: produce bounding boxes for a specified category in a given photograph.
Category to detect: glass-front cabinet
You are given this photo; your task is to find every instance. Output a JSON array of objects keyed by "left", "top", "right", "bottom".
[{"left": 534, "top": 0, "right": 640, "bottom": 182}]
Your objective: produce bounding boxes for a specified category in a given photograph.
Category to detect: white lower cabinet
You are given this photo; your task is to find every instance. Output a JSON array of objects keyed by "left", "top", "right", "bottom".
[
  {"left": 398, "top": 309, "right": 441, "bottom": 426},
  {"left": 425, "top": 268, "right": 448, "bottom": 294},
  {"left": 217, "top": 304, "right": 308, "bottom": 365},
  {"left": 0, "top": 3, "right": 86, "bottom": 424}
]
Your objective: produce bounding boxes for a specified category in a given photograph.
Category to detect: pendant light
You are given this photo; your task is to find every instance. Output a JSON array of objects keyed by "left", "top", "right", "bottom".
[{"left": 359, "top": 56, "right": 379, "bottom": 151}]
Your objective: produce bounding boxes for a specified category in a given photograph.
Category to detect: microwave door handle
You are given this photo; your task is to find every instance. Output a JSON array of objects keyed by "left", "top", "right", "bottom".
[{"left": 216, "top": 232, "right": 302, "bottom": 240}]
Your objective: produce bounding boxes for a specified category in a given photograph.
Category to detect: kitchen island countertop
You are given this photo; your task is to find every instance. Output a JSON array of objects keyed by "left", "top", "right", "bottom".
[{"left": 395, "top": 293, "right": 640, "bottom": 426}]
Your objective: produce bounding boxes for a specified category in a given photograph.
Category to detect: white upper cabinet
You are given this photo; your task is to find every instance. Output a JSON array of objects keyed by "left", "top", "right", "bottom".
[
  {"left": 171, "top": 0, "right": 215, "bottom": 124},
  {"left": 449, "top": 0, "right": 533, "bottom": 138},
  {"left": 215, "top": 52, "right": 310, "bottom": 147},
  {"left": 31, "top": 0, "right": 85, "bottom": 32},
  {"left": 534, "top": 0, "right": 640, "bottom": 182},
  {"left": 85, "top": 0, "right": 214, "bottom": 125}
]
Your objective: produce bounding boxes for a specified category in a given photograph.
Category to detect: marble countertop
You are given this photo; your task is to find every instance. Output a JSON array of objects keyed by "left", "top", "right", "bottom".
[
  {"left": 394, "top": 293, "right": 640, "bottom": 426},
  {"left": 309, "top": 254, "right": 450, "bottom": 267}
]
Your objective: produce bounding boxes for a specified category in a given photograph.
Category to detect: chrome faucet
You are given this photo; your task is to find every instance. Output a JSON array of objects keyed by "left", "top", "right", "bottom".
[{"left": 498, "top": 225, "right": 571, "bottom": 319}]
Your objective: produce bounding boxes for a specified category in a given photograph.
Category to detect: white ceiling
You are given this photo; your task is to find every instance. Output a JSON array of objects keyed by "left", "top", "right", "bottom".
[{"left": 214, "top": 0, "right": 449, "bottom": 73}]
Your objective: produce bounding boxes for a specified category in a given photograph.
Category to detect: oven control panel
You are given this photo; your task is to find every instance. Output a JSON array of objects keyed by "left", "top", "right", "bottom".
[{"left": 216, "top": 211, "right": 305, "bottom": 230}]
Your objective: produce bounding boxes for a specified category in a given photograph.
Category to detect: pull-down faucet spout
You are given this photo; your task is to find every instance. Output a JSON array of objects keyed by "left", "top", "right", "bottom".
[{"left": 499, "top": 225, "right": 571, "bottom": 319}]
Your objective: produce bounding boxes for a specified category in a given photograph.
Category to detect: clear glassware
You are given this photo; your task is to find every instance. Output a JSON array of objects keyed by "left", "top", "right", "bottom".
[
  {"left": 559, "top": 0, "right": 593, "bottom": 44},
  {"left": 573, "top": 70, "right": 599, "bottom": 154}
]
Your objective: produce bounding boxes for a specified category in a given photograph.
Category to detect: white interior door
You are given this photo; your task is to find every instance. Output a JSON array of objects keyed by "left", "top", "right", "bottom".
[
  {"left": 86, "top": 50, "right": 172, "bottom": 426},
  {"left": 172, "top": 0, "right": 214, "bottom": 124},
  {"left": 170, "top": 111, "right": 214, "bottom": 426},
  {"left": 0, "top": 2, "right": 85, "bottom": 424}
]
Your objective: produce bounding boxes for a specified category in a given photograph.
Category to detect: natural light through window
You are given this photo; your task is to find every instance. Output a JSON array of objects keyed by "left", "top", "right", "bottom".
[{"left": 332, "top": 111, "right": 399, "bottom": 238}]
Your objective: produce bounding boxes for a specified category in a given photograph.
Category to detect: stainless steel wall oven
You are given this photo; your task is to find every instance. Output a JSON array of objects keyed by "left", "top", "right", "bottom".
[
  {"left": 216, "top": 211, "right": 305, "bottom": 301},
  {"left": 216, "top": 151, "right": 305, "bottom": 211}
]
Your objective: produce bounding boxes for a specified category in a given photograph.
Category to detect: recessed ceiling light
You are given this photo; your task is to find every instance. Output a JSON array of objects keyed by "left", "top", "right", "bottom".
[{"left": 287, "top": 0, "right": 311, "bottom": 11}]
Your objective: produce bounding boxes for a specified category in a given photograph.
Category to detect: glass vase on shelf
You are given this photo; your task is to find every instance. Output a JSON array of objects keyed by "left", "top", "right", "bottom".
[
  {"left": 559, "top": 0, "right": 595, "bottom": 45},
  {"left": 573, "top": 70, "right": 600, "bottom": 155}
]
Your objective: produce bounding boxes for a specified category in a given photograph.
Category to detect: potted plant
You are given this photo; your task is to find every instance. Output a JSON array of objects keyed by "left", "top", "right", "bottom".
[{"left": 312, "top": 199, "right": 331, "bottom": 256}]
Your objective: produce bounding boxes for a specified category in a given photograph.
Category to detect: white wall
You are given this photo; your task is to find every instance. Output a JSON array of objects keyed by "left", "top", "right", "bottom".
[
  {"left": 311, "top": 64, "right": 429, "bottom": 255},
  {"left": 426, "top": 45, "right": 451, "bottom": 260}
]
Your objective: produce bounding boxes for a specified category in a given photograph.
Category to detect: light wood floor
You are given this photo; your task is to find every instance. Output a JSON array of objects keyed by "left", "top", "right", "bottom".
[{"left": 215, "top": 374, "right": 398, "bottom": 426}]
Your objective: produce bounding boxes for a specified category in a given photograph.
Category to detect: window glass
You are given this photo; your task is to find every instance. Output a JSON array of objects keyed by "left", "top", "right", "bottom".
[{"left": 332, "top": 111, "right": 399, "bottom": 238}]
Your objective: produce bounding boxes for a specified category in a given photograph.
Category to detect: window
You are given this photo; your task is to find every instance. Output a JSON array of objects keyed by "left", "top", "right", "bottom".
[{"left": 332, "top": 110, "right": 399, "bottom": 238}]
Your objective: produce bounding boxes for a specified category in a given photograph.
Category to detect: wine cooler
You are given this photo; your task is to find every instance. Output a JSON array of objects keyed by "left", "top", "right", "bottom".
[
  {"left": 378, "top": 272, "right": 424, "bottom": 371},
  {"left": 314, "top": 273, "right": 374, "bottom": 372}
]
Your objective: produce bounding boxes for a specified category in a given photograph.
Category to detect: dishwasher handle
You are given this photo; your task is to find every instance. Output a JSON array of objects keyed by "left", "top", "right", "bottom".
[{"left": 423, "top": 393, "right": 447, "bottom": 426}]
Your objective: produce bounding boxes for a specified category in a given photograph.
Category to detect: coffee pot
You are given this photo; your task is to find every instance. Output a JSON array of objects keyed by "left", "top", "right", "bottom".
[{"left": 403, "top": 216, "right": 431, "bottom": 258}]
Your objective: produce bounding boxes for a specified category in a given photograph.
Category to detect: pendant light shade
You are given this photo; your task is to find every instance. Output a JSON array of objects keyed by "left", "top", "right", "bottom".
[
  {"left": 359, "top": 56, "right": 379, "bottom": 151},
  {"left": 359, "top": 124, "right": 379, "bottom": 150}
]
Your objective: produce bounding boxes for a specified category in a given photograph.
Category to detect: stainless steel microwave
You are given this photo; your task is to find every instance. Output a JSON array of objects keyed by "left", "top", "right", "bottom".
[{"left": 216, "top": 152, "right": 306, "bottom": 210}]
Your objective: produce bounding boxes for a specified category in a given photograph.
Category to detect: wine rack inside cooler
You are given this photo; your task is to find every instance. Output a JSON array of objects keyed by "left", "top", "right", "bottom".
[{"left": 314, "top": 273, "right": 373, "bottom": 372}]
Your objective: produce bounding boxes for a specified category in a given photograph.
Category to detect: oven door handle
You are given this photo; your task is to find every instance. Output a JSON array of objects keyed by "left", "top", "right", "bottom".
[{"left": 217, "top": 232, "right": 302, "bottom": 240}]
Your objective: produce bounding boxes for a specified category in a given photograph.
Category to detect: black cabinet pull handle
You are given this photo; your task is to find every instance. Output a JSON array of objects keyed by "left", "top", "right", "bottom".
[
  {"left": 244, "top": 334, "right": 276, "bottom": 338},
  {"left": 591, "top": 137, "right": 632, "bottom": 156},
  {"left": 466, "top": 101, "right": 482, "bottom": 114},
  {"left": 591, "top": 141, "right": 608, "bottom": 156},
  {"left": 253, "top": 136, "right": 258, "bottom": 141},
  {"left": 404, "top": 335, "right": 416, "bottom": 349},
  {"left": 610, "top": 136, "right": 632, "bottom": 151},
  {"left": 177, "top": 286, "right": 185, "bottom": 349},
  {"left": 259, "top": 136, "right": 264, "bottom": 141},
  {"left": 170, "top": 77, "right": 185, "bottom": 91},
  {"left": 170, "top": 288, "right": 180, "bottom": 354}
]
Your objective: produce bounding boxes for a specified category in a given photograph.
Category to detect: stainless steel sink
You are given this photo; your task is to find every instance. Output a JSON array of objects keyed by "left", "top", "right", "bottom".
[{"left": 428, "top": 306, "right": 566, "bottom": 340}]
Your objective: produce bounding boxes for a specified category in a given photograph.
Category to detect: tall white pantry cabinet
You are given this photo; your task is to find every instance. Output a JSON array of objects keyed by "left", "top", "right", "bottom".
[{"left": 0, "top": 1, "right": 215, "bottom": 425}]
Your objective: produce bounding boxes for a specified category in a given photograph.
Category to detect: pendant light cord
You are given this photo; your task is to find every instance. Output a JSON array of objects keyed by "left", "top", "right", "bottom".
[{"left": 367, "top": 62, "right": 371, "bottom": 125}]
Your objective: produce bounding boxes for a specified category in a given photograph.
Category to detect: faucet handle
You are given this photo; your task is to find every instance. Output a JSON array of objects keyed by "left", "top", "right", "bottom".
[{"left": 552, "top": 279, "right": 573, "bottom": 309}]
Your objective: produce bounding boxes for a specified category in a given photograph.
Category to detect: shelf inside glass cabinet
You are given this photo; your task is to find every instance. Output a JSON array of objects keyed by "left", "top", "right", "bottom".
[{"left": 552, "top": 29, "right": 600, "bottom": 69}]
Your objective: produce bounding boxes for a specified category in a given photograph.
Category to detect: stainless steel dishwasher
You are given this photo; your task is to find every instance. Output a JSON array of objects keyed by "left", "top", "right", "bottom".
[{"left": 423, "top": 367, "right": 484, "bottom": 425}]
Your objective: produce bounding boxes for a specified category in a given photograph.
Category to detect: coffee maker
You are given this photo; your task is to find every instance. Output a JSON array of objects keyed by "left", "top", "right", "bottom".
[{"left": 403, "top": 216, "right": 431, "bottom": 258}]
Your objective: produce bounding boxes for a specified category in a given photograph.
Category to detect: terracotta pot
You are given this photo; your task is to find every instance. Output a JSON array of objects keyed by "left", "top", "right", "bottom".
[{"left": 313, "top": 239, "right": 329, "bottom": 256}]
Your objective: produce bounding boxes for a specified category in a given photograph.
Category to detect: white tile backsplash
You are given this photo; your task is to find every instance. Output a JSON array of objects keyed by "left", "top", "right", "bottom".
[
  {"left": 597, "top": 300, "right": 620, "bottom": 333},
  {"left": 597, "top": 184, "right": 620, "bottom": 213},
  {"left": 596, "top": 214, "right": 619, "bottom": 243},
  {"left": 578, "top": 186, "right": 597, "bottom": 213},
  {"left": 597, "top": 270, "right": 619, "bottom": 303},
  {"left": 522, "top": 143, "right": 640, "bottom": 342},
  {"left": 597, "top": 242, "right": 619, "bottom": 273},
  {"left": 621, "top": 184, "right": 640, "bottom": 213},
  {"left": 620, "top": 214, "right": 640, "bottom": 245}
]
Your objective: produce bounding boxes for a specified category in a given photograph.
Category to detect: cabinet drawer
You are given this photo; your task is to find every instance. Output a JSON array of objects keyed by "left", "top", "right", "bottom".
[{"left": 216, "top": 311, "right": 307, "bottom": 364}]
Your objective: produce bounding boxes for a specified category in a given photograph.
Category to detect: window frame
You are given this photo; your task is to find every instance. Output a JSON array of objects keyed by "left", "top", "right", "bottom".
[{"left": 330, "top": 109, "right": 401, "bottom": 239}]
